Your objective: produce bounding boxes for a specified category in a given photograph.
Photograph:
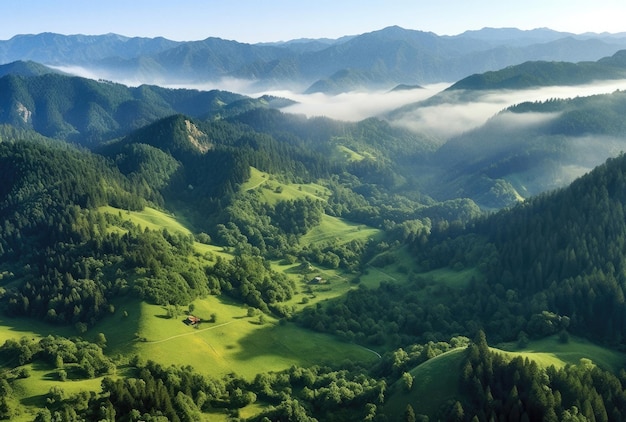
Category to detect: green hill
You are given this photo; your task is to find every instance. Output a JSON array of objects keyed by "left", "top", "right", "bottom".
[
  {"left": 384, "top": 335, "right": 626, "bottom": 420},
  {"left": 0, "top": 72, "right": 254, "bottom": 144},
  {"left": 4, "top": 51, "right": 626, "bottom": 420},
  {"left": 448, "top": 49, "right": 626, "bottom": 90}
]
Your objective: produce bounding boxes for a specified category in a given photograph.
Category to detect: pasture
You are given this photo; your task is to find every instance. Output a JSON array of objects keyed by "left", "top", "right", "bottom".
[
  {"left": 384, "top": 348, "right": 467, "bottom": 420},
  {"left": 121, "top": 295, "right": 377, "bottom": 380},
  {"left": 496, "top": 334, "right": 626, "bottom": 372},
  {"left": 242, "top": 167, "right": 330, "bottom": 205},
  {"left": 383, "top": 334, "right": 626, "bottom": 420}
]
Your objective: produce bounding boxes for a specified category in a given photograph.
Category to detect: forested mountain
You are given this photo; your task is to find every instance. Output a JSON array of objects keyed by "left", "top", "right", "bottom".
[
  {"left": 3, "top": 27, "right": 626, "bottom": 93},
  {"left": 3, "top": 66, "right": 626, "bottom": 212},
  {"left": 0, "top": 32, "right": 180, "bottom": 64},
  {"left": 421, "top": 89, "right": 626, "bottom": 208},
  {"left": 0, "top": 72, "right": 263, "bottom": 143},
  {"left": 448, "top": 49, "right": 626, "bottom": 90},
  {"left": 4, "top": 46, "right": 626, "bottom": 420},
  {"left": 0, "top": 60, "right": 60, "bottom": 78}
]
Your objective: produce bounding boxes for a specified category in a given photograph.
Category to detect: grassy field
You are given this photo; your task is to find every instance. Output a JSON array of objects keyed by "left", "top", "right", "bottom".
[
  {"left": 384, "top": 348, "right": 467, "bottom": 420},
  {"left": 496, "top": 334, "right": 626, "bottom": 372},
  {"left": 98, "top": 205, "right": 232, "bottom": 260},
  {"left": 383, "top": 334, "right": 626, "bottom": 420},
  {"left": 242, "top": 167, "right": 330, "bottom": 205},
  {"left": 301, "top": 214, "right": 381, "bottom": 248},
  {"left": 110, "top": 295, "right": 378, "bottom": 380}
]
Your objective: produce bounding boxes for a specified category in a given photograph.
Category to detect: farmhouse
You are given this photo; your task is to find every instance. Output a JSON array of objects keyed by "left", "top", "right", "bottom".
[
  {"left": 310, "top": 276, "right": 327, "bottom": 284},
  {"left": 186, "top": 315, "right": 201, "bottom": 325}
]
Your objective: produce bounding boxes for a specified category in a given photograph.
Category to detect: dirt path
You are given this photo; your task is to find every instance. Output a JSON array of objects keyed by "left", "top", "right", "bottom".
[
  {"left": 146, "top": 320, "right": 236, "bottom": 344},
  {"left": 360, "top": 346, "right": 382, "bottom": 359}
]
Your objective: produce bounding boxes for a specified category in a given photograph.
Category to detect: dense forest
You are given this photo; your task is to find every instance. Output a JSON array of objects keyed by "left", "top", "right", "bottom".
[{"left": 2, "top": 63, "right": 626, "bottom": 420}]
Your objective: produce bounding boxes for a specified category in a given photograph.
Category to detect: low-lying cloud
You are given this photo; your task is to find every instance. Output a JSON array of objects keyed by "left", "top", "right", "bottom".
[
  {"left": 260, "top": 84, "right": 451, "bottom": 122},
  {"left": 49, "top": 65, "right": 626, "bottom": 144},
  {"left": 390, "top": 79, "right": 626, "bottom": 141}
]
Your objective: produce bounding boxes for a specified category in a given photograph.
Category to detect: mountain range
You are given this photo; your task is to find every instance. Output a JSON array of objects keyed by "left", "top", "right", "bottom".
[
  {"left": 3, "top": 47, "right": 626, "bottom": 209},
  {"left": 4, "top": 25, "right": 626, "bottom": 420},
  {"left": 3, "top": 26, "right": 626, "bottom": 93}
]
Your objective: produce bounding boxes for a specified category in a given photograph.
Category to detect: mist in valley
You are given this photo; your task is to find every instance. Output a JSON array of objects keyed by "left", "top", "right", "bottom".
[
  {"left": 388, "top": 79, "right": 626, "bottom": 140},
  {"left": 53, "top": 63, "right": 626, "bottom": 201}
]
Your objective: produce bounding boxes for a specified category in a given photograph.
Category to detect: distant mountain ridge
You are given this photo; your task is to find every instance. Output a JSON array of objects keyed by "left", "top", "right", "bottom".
[
  {"left": 0, "top": 72, "right": 265, "bottom": 143},
  {"left": 2, "top": 26, "right": 626, "bottom": 93},
  {"left": 447, "top": 49, "right": 626, "bottom": 90}
]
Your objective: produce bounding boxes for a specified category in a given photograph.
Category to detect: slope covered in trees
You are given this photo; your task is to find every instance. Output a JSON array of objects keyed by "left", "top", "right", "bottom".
[
  {"left": 448, "top": 49, "right": 626, "bottom": 90},
  {"left": 3, "top": 54, "right": 626, "bottom": 420},
  {"left": 0, "top": 73, "right": 252, "bottom": 144}
]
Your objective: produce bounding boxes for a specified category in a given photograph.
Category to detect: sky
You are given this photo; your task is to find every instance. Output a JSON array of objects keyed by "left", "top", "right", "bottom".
[{"left": 1, "top": 0, "right": 625, "bottom": 42}]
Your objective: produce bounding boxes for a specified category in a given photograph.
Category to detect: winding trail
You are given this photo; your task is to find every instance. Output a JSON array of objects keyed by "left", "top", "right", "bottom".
[{"left": 146, "top": 320, "right": 236, "bottom": 345}]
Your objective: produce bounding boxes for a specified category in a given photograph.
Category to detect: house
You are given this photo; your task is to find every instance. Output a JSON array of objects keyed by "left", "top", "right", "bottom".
[
  {"left": 186, "top": 315, "right": 201, "bottom": 325},
  {"left": 310, "top": 276, "right": 327, "bottom": 284}
]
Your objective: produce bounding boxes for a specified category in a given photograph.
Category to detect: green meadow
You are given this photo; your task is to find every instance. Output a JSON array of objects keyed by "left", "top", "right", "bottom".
[
  {"left": 384, "top": 348, "right": 467, "bottom": 420},
  {"left": 383, "top": 334, "right": 626, "bottom": 420},
  {"left": 242, "top": 167, "right": 330, "bottom": 205},
  {"left": 496, "top": 334, "right": 626, "bottom": 372},
  {"left": 301, "top": 214, "right": 381, "bottom": 247},
  {"left": 99, "top": 205, "right": 232, "bottom": 260},
  {"left": 99, "top": 295, "right": 377, "bottom": 380}
]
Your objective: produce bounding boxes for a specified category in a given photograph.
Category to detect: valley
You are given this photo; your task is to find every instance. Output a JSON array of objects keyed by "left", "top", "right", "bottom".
[{"left": 1, "top": 24, "right": 626, "bottom": 421}]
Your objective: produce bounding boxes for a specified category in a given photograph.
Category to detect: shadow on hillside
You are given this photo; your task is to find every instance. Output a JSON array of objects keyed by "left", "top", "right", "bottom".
[
  {"left": 94, "top": 296, "right": 143, "bottom": 356},
  {"left": 232, "top": 321, "right": 376, "bottom": 367}
]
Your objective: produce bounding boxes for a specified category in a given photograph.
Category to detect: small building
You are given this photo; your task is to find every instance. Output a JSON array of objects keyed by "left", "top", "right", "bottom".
[
  {"left": 310, "top": 276, "right": 327, "bottom": 284},
  {"left": 186, "top": 315, "right": 201, "bottom": 325}
]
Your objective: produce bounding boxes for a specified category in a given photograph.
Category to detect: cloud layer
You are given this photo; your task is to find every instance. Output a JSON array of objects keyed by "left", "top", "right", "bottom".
[{"left": 389, "top": 80, "right": 626, "bottom": 140}]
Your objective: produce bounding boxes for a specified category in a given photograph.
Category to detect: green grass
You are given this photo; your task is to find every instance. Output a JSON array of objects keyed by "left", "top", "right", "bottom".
[
  {"left": 301, "top": 214, "right": 381, "bottom": 248},
  {"left": 384, "top": 348, "right": 467, "bottom": 420},
  {"left": 417, "top": 267, "right": 481, "bottom": 289},
  {"left": 361, "top": 246, "right": 418, "bottom": 288},
  {"left": 124, "top": 295, "right": 377, "bottom": 380},
  {"left": 99, "top": 205, "right": 191, "bottom": 235},
  {"left": 336, "top": 145, "right": 366, "bottom": 162},
  {"left": 383, "top": 334, "right": 626, "bottom": 420},
  {"left": 495, "top": 334, "right": 626, "bottom": 372},
  {"left": 0, "top": 315, "right": 76, "bottom": 349},
  {"left": 242, "top": 167, "right": 330, "bottom": 205},
  {"left": 99, "top": 205, "right": 233, "bottom": 260},
  {"left": 0, "top": 168, "right": 384, "bottom": 417},
  {"left": 270, "top": 260, "right": 361, "bottom": 308}
]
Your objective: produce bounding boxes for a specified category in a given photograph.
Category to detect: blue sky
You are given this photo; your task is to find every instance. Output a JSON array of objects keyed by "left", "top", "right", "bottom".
[{"left": 1, "top": 0, "right": 625, "bottom": 42}]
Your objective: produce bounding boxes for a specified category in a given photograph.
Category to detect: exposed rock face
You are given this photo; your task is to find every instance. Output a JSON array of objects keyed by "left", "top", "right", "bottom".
[
  {"left": 16, "top": 102, "right": 32, "bottom": 123},
  {"left": 185, "top": 119, "right": 212, "bottom": 153}
]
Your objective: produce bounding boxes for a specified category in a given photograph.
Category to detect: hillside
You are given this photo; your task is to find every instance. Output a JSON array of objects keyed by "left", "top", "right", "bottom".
[
  {"left": 422, "top": 89, "right": 626, "bottom": 208},
  {"left": 2, "top": 48, "right": 626, "bottom": 420},
  {"left": 0, "top": 72, "right": 265, "bottom": 143},
  {"left": 448, "top": 49, "right": 626, "bottom": 90}
]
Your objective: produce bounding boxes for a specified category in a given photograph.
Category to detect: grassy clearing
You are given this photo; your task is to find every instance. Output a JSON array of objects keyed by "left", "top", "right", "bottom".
[
  {"left": 301, "top": 214, "right": 381, "bottom": 248},
  {"left": 0, "top": 315, "right": 78, "bottom": 350},
  {"left": 384, "top": 334, "right": 626, "bottom": 420},
  {"left": 336, "top": 145, "right": 366, "bottom": 162},
  {"left": 99, "top": 205, "right": 191, "bottom": 235},
  {"left": 125, "top": 295, "right": 376, "bottom": 380},
  {"left": 384, "top": 348, "right": 466, "bottom": 420},
  {"left": 98, "top": 205, "right": 232, "bottom": 260},
  {"left": 242, "top": 167, "right": 330, "bottom": 205},
  {"left": 416, "top": 267, "right": 481, "bottom": 289},
  {"left": 361, "top": 246, "right": 418, "bottom": 288},
  {"left": 496, "top": 334, "right": 626, "bottom": 372},
  {"left": 270, "top": 260, "right": 360, "bottom": 308}
]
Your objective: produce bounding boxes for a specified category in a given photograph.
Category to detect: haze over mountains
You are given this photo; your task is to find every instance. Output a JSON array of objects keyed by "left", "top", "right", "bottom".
[
  {"left": 5, "top": 21, "right": 626, "bottom": 420},
  {"left": 2, "top": 26, "right": 626, "bottom": 93},
  {"left": 3, "top": 26, "right": 626, "bottom": 210}
]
